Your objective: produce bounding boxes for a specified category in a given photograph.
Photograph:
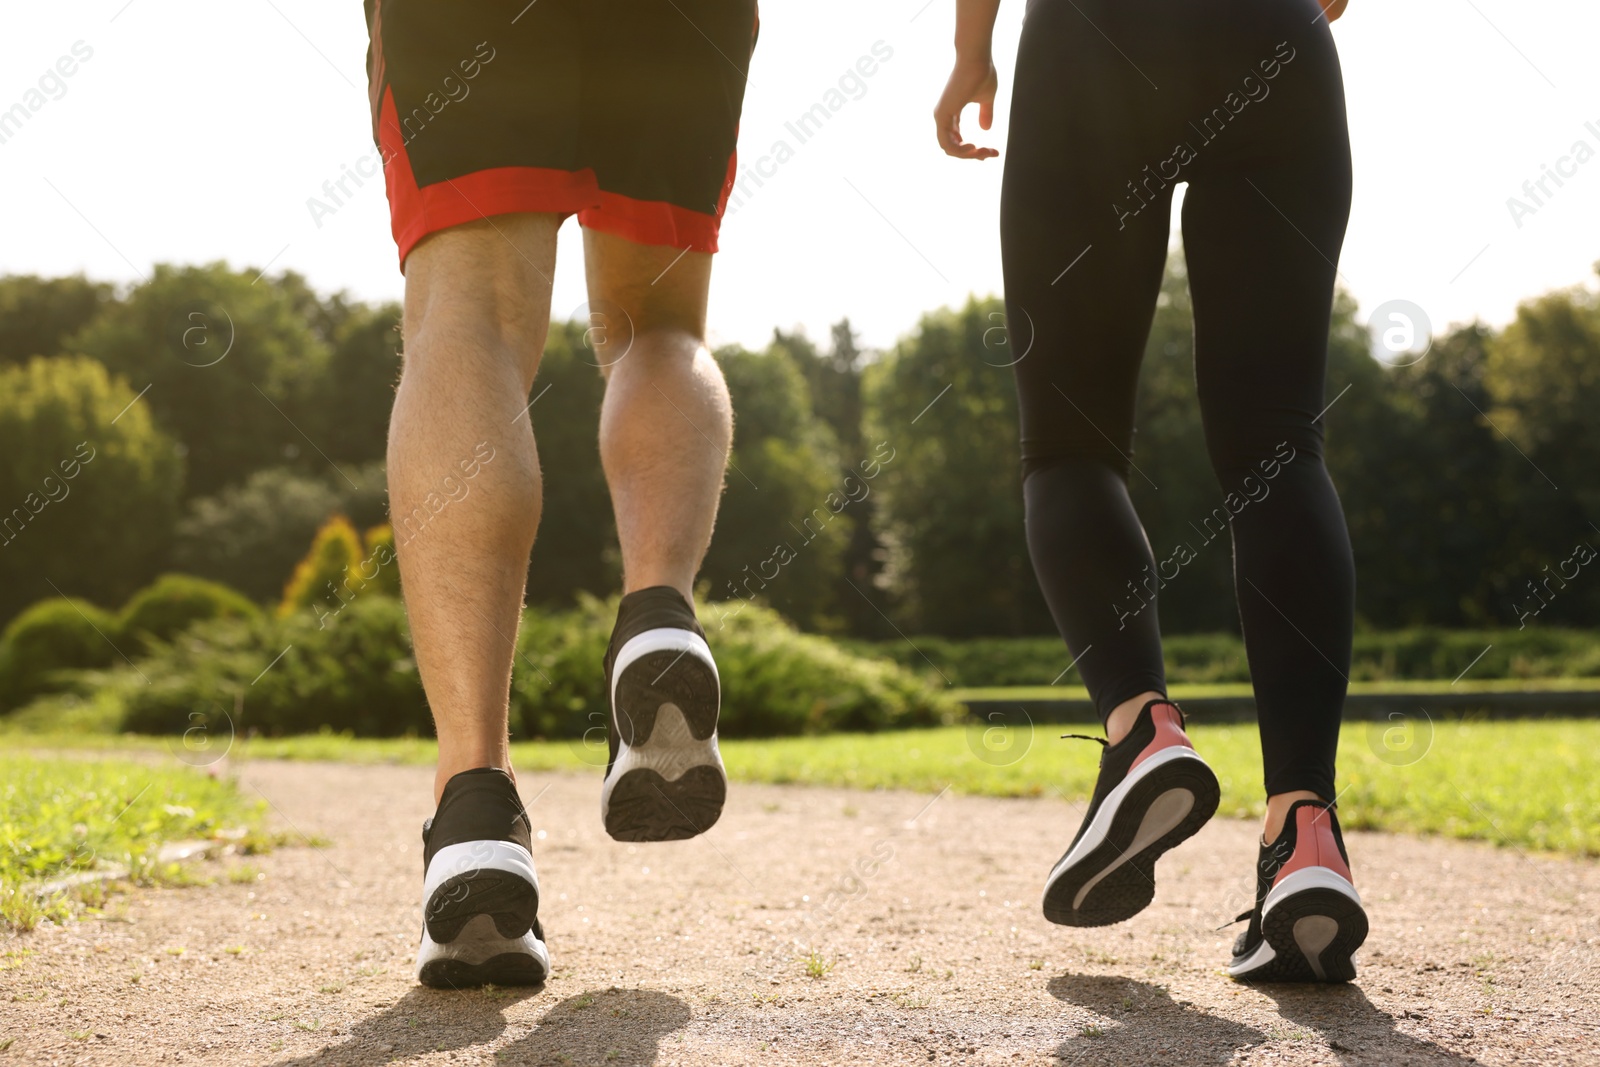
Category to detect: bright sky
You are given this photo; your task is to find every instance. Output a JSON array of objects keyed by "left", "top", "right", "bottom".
[{"left": 4, "top": 1, "right": 1599, "bottom": 352}]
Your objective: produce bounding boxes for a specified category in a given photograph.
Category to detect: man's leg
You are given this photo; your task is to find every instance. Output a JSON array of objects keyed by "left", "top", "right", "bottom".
[
  {"left": 388, "top": 213, "right": 560, "bottom": 802},
  {"left": 584, "top": 227, "right": 733, "bottom": 842},
  {"left": 584, "top": 228, "right": 731, "bottom": 600}
]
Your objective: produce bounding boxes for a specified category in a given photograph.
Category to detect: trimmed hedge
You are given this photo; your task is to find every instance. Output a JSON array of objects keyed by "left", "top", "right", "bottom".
[{"left": 854, "top": 627, "right": 1600, "bottom": 687}]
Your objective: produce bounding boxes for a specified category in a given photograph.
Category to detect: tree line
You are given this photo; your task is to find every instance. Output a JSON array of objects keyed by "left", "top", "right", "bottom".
[{"left": 0, "top": 257, "right": 1596, "bottom": 637}]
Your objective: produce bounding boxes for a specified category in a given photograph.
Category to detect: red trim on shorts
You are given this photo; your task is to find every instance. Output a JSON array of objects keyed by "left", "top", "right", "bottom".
[{"left": 378, "top": 87, "right": 730, "bottom": 269}]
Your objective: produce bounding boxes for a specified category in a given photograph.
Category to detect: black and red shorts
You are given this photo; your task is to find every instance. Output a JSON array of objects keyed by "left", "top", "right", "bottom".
[{"left": 364, "top": 0, "right": 757, "bottom": 268}]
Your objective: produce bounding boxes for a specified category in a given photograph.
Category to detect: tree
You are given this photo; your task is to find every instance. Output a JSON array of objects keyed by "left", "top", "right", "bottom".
[
  {"left": 1486, "top": 275, "right": 1600, "bottom": 521},
  {"left": 69, "top": 263, "right": 332, "bottom": 497},
  {"left": 0, "top": 274, "right": 115, "bottom": 366},
  {"left": 864, "top": 296, "right": 1053, "bottom": 636},
  {"left": 0, "top": 357, "right": 183, "bottom": 620},
  {"left": 523, "top": 320, "right": 618, "bottom": 606},
  {"left": 701, "top": 342, "right": 852, "bottom": 631}
]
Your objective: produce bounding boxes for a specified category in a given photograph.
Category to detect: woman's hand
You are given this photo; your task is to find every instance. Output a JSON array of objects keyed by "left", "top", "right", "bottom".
[
  {"left": 1320, "top": 0, "right": 1348, "bottom": 20},
  {"left": 934, "top": 56, "right": 999, "bottom": 160}
]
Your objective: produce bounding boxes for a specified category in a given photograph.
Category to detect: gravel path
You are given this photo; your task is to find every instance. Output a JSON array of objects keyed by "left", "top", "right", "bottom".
[{"left": 3, "top": 760, "right": 1596, "bottom": 1066}]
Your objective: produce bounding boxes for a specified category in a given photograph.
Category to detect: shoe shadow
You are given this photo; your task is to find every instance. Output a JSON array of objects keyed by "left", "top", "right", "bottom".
[
  {"left": 1048, "top": 974, "right": 1267, "bottom": 1065},
  {"left": 1260, "top": 982, "right": 1486, "bottom": 1065},
  {"left": 267, "top": 984, "right": 544, "bottom": 1066},
  {"left": 498, "top": 988, "right": 691, "bottom": 1066}
]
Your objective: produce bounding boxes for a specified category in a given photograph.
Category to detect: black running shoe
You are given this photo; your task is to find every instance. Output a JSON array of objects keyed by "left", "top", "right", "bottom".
[
  {"left": 1042, "top": 699, "right": 1220, "bottom": 927},
  {"left": 415, "top": 767, "right": 550, "bottom": 988},
  {"left": 600, "top": 586, "right": 725, "bottom": 842},
  {"left": 1227, "top": 799, "right": 1367, "bottom": 983}
]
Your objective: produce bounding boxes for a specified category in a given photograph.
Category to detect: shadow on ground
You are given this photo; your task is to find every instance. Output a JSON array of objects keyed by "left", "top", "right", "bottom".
[
  {"left": 1048, "top": 974, "right": 1483, "bottom": 1066},
  {"left": 1263, "top": 983, "right": 1484, "bottom": 1066},
  {"left": 267, "top": 985, "right": 689, "bottom": 1067},
  {"left": 1049, "top": 974, "right": 1265, "bottom": 1065},
  {"left": 267, "top": 983, "right": 541, "bottom": 1066}
]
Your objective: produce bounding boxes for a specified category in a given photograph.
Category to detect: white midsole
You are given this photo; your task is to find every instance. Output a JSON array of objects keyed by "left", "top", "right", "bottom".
[
  {"left": 1045, "top": 745, "right": 1211, "bottom": 889},
  {"left": 1068, "top": 786, "right": 1195, "bottom": 910},
  {"left": 415, "top": 914, "right": 550, "bottom": 978},
  {"left": 1227, "top": 936, "right": 1277, "bottom": 976},
  {"left": 1262, "top": 865, "right": 1362, "bottom": 920},
  {"left": 422, "top": 839, "right": 538, "bottom": 910}
]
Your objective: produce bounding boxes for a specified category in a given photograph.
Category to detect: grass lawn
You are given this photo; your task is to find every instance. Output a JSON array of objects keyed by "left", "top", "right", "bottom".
[
  {"left": 11, "top": 718, "right": 1597, "bottom": 857},
  {"left": 950, "top": 677, "right": 1600, "bottom": 702},
  {"left": 0, "top": 754, "right": 269, "bottom": 931}
]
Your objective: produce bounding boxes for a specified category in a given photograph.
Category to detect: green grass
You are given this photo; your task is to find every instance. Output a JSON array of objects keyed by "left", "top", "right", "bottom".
[
  {"left": 951, "top": 677, "right": 1600, "bottom": 703},
  {"left": 0, "top": 754, "right": 265, "bottom": 930},
  {"left": 10, "top": 718, "right": 1599, "bottom": 857}
]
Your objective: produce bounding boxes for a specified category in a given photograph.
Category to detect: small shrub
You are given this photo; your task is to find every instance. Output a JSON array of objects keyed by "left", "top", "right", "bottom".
[
  {"left": 120, "top": 595, "right": 428, "bottom": 737},
  {"left": 279, "top": 515, "right": 365, "bottom": 619},
  {"left": 119, "top": 574, "right": 260, "bottom": 654},
  {"left": 360, "top": 524, "right": 401, "bottom": 599},
  {"left": 0, "top": 597, "right": 120, "bottom": 710}
]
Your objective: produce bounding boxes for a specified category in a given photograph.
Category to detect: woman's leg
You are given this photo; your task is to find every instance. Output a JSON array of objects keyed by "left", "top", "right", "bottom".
[
  {"left": 1001, "top": 0, "right": 1177, "bottom": 735},
  {"left": 1180, "top": 7, "right": 1355, "bottom": 840}
]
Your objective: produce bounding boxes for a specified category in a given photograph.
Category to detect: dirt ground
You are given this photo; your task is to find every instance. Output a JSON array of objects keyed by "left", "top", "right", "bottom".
[{"left": 2, "top": 760, "right": 1596, "bottom": 1066}]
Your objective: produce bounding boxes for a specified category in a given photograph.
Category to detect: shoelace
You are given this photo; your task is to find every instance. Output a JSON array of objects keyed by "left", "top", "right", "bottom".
[{"left": 1059, "top": 733, "right": 1107, "bottom": 746}]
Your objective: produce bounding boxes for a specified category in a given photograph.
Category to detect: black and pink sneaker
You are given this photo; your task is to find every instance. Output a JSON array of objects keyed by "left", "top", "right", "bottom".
[
  {"left": 1042, "top": 699, "right": 1220, "bottom": 927},
  {"left": 1227, "top": 799, "right": 1368, "bottom": 983}
]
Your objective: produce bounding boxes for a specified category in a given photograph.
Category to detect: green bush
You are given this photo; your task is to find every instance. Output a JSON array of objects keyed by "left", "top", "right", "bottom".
[
  {"left": 107, "top": 594, "right": 954, "bottom": 740},
  {"left": 119, "top": 574, "right": 260, "bottom": 654},
  {"left": 511, "top": 597, "right": 958, "bottom": 740},
  {"left": 0, "top": 597, "right": 121, "bottom": 709},
  {"left": 119, "top": 595, "right": 428, "bottom": 738}
]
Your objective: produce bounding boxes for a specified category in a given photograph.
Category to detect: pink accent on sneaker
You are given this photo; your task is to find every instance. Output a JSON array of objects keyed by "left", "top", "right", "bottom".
[
  {"left": 1129, "top": 702, "right": 1195, "bottom": 772},
  {"left": 1273, "top": 805, "right": 1354, "bottom": 886}
]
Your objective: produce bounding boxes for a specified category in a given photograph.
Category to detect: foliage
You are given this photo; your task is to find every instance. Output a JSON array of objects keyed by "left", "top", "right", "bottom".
[
  {"left": 361, "top": 524, "right": 402, "bottom": 599},
  {"left": 171, "top": 464, "right": 388, "bottom": 603},
  {"left": 0, "top": 356, "right": 183, "bottom": 621},
  {"left": 0, "top": 598, "right": 121, "bottom": 710},
  {"left": 522, "top": 320, "right": 617, "bottom": 606},
  {"left": 94, "top": 595, "right": 954, "bottom": 741},
  {"left": 1486, "top": 273, "right": 1600, "bottom": 519},
  {"left": 864, "top": 296, "right": 1051, "bottom": 636},
  {"left": 118, "top": 595, "right": 429, "bottom": 738},
  {"left": 511, "top": 597, "right": 957, "bottom": 740},
  {"left": 0, "top": 274, "right": 114, "bottom": 366},
  {"left": 279, "top": 514, "right": 365, "bottom": 618},
  {"left": 702, "top": 342, "right": 853, "bottom": 631},
  {"left": 68, "top": 263, "right": 330, "bottom": 498},
  {"left": 853, "top": 627, "right": 1600, "bottom": 687},
  {"left": 0, "top": 753, "right": 263, "bottom": 930},
  {"left": 119, "top": 574, "right": 260, "bottom": 654}
]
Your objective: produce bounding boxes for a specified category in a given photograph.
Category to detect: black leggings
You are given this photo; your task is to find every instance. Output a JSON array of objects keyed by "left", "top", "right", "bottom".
[{"left": 1001, "top": 0, "right": 1354, "bottom": 800}]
